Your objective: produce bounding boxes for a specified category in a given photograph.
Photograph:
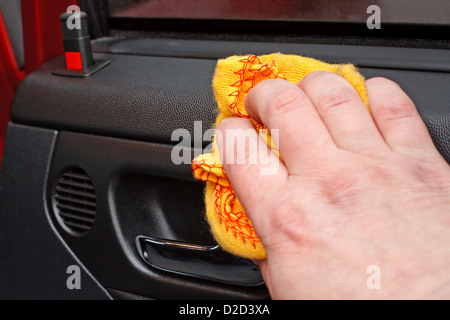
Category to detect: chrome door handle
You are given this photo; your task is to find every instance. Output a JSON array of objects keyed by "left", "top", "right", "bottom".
[{"left": 136, "top": 236, "right": 263, "bottom": 286}]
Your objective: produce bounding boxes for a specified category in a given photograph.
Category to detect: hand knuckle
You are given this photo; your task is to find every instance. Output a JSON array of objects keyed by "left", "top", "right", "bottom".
[
  {"left": 266, "top": 87, "right": 306, "bottom": 117},
  {"left": 311, "top": 167, "right": 363, "bottom": 208},
  {"left": 380, "top": 98, "right": 416, "bottom": 121},
  {"left": 319, "top": 87, "right": 356, "bottom": 111}
]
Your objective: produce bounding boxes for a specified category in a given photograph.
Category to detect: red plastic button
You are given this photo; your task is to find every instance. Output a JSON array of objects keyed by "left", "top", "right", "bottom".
[{"left": 65, "top": 51, "right": 83, "bottom": 70}]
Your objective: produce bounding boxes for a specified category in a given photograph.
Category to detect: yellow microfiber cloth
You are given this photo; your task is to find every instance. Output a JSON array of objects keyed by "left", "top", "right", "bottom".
[{"left": 192, "top": 53, "right": 368, "bottom": 259}]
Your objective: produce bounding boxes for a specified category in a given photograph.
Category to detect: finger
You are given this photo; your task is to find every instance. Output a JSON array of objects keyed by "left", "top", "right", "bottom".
[
  {"left": 298, "top": 71, "right": 388, "bottom": 154},
  {"left": 216, "top": 117, "right": 288, "bottom": 209},
  {"left": 245, "top": 79, "right": 336, "bottom": 175},
  {"left": 366, "top": 77, "right": 441, "bottom": 159}
]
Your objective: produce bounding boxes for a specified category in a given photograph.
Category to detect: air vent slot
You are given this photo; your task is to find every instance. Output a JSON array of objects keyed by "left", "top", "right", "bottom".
[{"left": 54, "top": 167, "right": 96, "bottom": 236}]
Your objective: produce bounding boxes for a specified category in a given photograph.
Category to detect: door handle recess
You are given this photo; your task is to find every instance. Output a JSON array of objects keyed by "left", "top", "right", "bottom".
[{"left": 136, "top": 236, "right": 263, "bottom": 286}]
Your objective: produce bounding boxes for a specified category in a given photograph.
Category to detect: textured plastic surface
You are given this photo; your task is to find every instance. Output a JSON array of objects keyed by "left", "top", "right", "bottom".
[
  {"left": 12, "top": 53, "right": 217, "bottom": 148},
  {"left": 46, "top": 131, "right": 269, "bottom": 299},
  {"left": 0, "top": 124, "right": 110, "bottom": 299},
  {"left": 11, "top": 44, "right": 450, "bottom": 163},
  {"left": 5, "top": 38, "right": 450, "bottom": 299}
]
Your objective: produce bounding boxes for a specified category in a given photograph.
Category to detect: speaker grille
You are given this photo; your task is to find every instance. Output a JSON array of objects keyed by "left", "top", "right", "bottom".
[{"left": 54, "top": 167, "right": 96, "bottom": 235}]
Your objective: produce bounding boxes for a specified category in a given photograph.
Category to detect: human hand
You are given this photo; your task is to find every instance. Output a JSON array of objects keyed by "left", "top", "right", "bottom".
[{"left": 216, "top": 72, "right": 450, "bottom": 299}]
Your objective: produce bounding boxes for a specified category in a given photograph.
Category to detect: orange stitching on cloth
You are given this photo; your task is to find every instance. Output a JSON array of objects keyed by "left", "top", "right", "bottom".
[
  {"left": 194, "top": 55, "right": 289, "bottom": 252},
  {"left": 214, "top": 184, "right": 260, "bottom": 248},
  {"left": 214, "top": 55, "right": 287, "bottom": 247},
  {"left": 228, "top": 55, "right": 285, "bottom": 117},
  {"left": 191, "top": 155, "right": 260, "bottom": 247},
  {"left": 191, "top": 53, "right": 368, "bottom": 259},
  {"left": 191, "top": 155, "right": 229, "bottom": 186}
]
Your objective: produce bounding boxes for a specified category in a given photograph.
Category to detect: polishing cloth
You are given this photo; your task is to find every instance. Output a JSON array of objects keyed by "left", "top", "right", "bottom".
[{"left": 192, "top": 54, "right": 368, "bottom": 259}]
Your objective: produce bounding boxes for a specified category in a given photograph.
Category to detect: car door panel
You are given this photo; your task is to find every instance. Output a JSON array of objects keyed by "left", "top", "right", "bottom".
[{"left": 1, "top": 37, "right": 450, "bottom": 299}]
